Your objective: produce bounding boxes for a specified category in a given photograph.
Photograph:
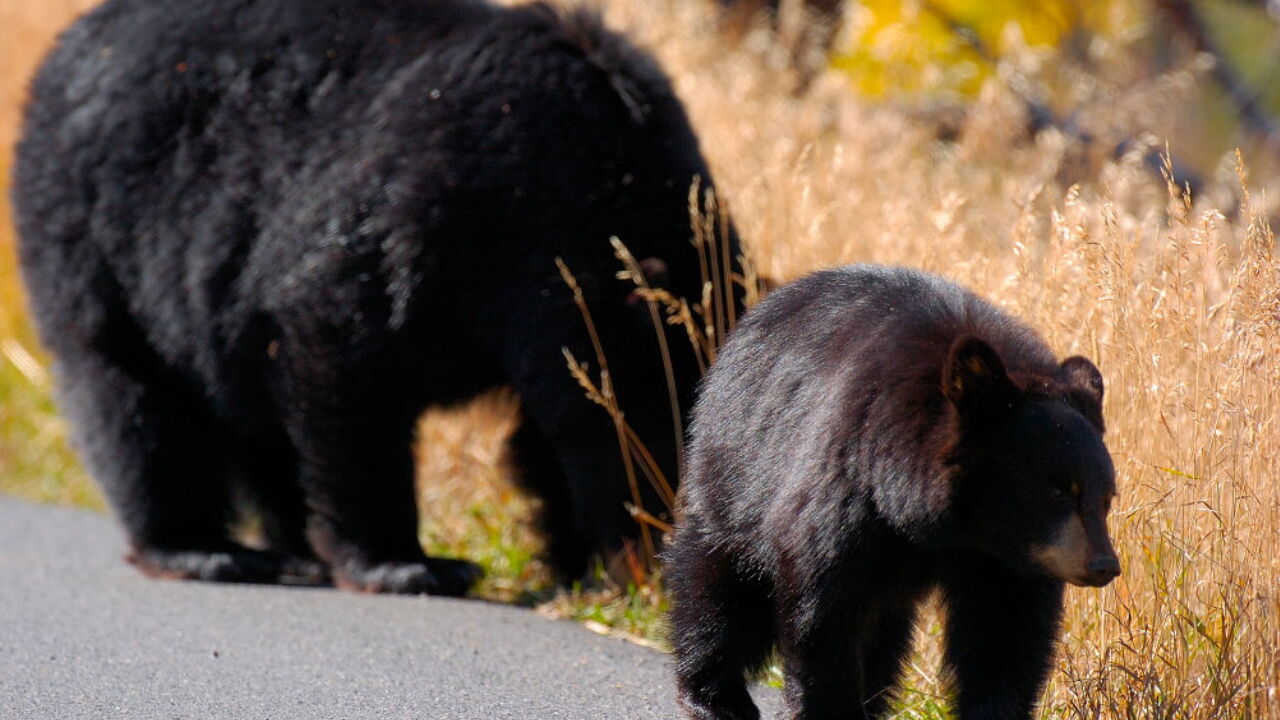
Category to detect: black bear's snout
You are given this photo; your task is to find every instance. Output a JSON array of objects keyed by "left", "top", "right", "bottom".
[{"left": 1084, "top": 554, "right": 1121, "bottom": 586}]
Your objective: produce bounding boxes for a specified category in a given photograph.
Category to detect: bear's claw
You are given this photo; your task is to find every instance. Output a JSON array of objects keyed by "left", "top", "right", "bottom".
[
  {"left": 127, "top": 547, "right": 330, "bottom": 586},
  {"left": 334, "top": 558, "right": 483, "bottom": 596}
]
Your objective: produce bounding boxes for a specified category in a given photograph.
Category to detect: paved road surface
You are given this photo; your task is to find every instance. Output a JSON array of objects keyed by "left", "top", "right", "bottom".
[{"left": 0, "top": 497, "right": 780, "bottom": 719}]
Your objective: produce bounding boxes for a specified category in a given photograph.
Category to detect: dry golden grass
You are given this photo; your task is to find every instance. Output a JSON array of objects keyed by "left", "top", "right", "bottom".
[{"left": 2, "top": 0, "right": 1278, "bottom": 717}]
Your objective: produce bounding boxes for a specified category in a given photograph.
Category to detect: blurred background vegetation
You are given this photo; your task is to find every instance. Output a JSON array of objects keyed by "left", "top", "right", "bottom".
[
  {"left": 832, "top": 0, "right": 1280, "bottom": 175},
  {"left": 0, "top": 0, "right": 100, "bottom": 507}
]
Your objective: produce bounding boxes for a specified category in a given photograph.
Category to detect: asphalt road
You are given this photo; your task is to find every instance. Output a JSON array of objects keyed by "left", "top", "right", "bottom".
[{"left": 0, "top": 497, "right": 780, "bottom": 719}]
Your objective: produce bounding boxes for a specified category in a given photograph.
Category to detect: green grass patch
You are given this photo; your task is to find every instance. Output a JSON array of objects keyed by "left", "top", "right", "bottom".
[{"left": 0, "top": 337, "right": 98, "bottom": 508}]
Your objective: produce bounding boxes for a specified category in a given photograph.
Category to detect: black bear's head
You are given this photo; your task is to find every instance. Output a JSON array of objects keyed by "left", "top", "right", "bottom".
[{"left": 942, "top": 336, "right": 1120, "bottom": 588}]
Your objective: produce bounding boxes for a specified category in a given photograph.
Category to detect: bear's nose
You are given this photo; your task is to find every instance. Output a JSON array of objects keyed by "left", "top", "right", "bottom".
[{"left": 1085, "top": 555, "right": 1121, "bottom": 585}]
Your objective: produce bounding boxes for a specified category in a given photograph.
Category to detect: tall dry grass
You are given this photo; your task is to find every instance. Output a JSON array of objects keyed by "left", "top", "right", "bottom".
[{"left": 2, "top": 0, "right": 1277, "bottom": 716}]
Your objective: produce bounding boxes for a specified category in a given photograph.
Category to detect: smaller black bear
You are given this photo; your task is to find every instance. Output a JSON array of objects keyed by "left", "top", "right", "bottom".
[{"left": 668, "top": 265, "right": 1120, "bottom": 720}]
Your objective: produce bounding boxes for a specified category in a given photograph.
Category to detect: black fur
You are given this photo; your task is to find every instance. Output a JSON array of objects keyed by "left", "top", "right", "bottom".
[
  {"left": 668, "top": 265, "right": 1118, "bottom": 719},
  {"left": 14, "top": 0, "right": 728, "bottom": 593}
]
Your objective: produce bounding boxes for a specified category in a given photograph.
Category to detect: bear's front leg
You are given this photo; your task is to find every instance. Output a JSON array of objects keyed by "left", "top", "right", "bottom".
[
  {"left": 941, "top": 566, "right": 1066, "bottom": 720},
  {"left": 276, "top": 376, "right": 480, "bottom": 596}
]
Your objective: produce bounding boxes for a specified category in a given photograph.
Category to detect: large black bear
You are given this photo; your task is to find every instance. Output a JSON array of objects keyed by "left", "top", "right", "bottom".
[
  {"left": 668, "top": 265, "right": 1120, "bottom": 719},
  {"left": 14, "top": 0, "right": 729, "bottom": 594}
]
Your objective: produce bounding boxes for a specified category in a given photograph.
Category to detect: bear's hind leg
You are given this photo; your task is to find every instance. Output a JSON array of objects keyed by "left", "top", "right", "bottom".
[
  {"left": 668, "top": 533, "right": 772, "bottom": 720},
  {"left": 54, "top": 349, "right": 284, "bottom": 583},
  {"left": 776, "top": 607, "right": 867, "bottom": 719},
  {"left": 773, "top": 555, "right": 886, "bottom": 720},
  {"left": 941, "top": 568, "right": 1066, "bottom": 720},
  {"left": 859, "top": 601, "right": 920, "bottom": 718}
]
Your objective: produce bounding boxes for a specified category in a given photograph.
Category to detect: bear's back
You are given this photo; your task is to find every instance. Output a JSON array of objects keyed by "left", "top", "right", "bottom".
[
  {"left": 19, "top": 0, "right": 495, "bottom": 165},
  {"left": 15, "top": 0, "right": 710, "bottom": 391},
  {"left": 684, "top": 265, "right": 1059, "bottom": 548},
  {"left": 15, "top": 0, "right": 697, "bottom": 264},
  {"left": 694, "top": 264, "right": 1057, "bottom": 448}
]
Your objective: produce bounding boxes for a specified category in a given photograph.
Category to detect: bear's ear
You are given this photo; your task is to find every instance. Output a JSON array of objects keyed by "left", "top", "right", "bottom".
[
  {"left": 626, "top": 257, "right": 671, "bottom": 310},
  {"left": 637, "top": 257, "right": 670, "bottom": 289},
  {"left": 1059, "top": 355, "right": 1106, "bottom": 432},
  {"left": 942, "top": 335, "right": 1019, "bottom": 418},
  {"left": 1059, "top": 355, "right": 1104, "bottom": 403}
]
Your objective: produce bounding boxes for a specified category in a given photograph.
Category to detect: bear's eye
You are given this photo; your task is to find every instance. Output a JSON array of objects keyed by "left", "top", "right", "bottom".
[{"left": 1049, "top": 486, "right": 1066, "bottom": 499}]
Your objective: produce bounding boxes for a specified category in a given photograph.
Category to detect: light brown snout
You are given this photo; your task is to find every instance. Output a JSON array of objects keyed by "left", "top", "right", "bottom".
[{"left": 1033, "top": 513, "right": 1120, "bottom": 587}]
